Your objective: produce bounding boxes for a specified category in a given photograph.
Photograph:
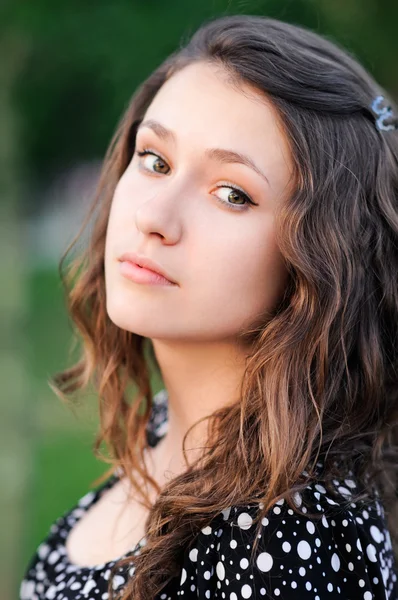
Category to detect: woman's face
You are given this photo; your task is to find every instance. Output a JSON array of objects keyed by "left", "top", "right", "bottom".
[{"left": 104, "top": 61, "right": 293, "bottom": 342}]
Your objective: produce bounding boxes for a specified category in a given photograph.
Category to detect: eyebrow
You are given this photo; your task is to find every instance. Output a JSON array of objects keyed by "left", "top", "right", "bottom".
[{"left": 136, "top": 119, "right": 270, "bottom": 186}]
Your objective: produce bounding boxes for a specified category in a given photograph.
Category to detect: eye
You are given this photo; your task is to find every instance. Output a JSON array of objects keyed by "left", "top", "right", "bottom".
[
  {"left": 213, "top": 182, "right": 256, "bottom": 211},
  {"left": 135, "top": 148, "right": 258, "bottom": 211},
  {"left": 136, "top": 148, "right": 170, "bottom": 174}
]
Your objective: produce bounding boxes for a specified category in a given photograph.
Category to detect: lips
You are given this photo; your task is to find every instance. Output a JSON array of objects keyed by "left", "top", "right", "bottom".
[{"left": 117, "top": 252, "right": 177, "bottom": 284}]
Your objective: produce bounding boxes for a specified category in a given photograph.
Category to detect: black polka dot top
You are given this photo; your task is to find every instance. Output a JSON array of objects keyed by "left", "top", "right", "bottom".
[{"left": 20, "top": 389, "right": 398, "bottom": 599}]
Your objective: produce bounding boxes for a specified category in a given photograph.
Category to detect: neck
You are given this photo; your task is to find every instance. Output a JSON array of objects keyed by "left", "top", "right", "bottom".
[{"left": 150, "top": 337, "right": 248, "bottom": 472}]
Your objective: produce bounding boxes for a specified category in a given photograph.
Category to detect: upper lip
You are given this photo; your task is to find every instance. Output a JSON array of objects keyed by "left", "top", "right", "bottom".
[{"left": 118, "top": 252, "right": 177, "bottom": 284}]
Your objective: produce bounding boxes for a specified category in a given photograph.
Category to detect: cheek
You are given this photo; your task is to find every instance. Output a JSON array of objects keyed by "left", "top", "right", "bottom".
[
  {"left": 105, "top": 173, "right": 140, "bottom": 238},
  {"left": 229, "top": 246, "right": 286, "bottom": 315},
  {"left": 190, "top": 226, "right": 287, "bottom": 324},
  {"left": 109, "top": 174, "right": 133, "bottom": 214}
]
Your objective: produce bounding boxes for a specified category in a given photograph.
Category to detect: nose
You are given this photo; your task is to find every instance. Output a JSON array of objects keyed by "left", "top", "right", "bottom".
[{"left": 134, "top": 182, "right": 184, "bottom": 243}]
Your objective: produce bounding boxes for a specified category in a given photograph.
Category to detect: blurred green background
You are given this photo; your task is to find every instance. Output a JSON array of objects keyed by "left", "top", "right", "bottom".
[{"left": 1, "top": 1, "right": 397, "bottom": 598}]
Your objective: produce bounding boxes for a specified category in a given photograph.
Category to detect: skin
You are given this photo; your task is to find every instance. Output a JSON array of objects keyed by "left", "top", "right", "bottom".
[{"left": 104, "top": 60, "right": 294, "bottom": 479}]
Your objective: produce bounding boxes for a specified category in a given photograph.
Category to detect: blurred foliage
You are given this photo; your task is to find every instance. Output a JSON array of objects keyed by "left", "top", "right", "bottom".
[
  {"left": 3, "top": 0, "right": 398, "bottom": 210},
  {"left": 19, "top": 429, "right": 106, "bottom": 576}
]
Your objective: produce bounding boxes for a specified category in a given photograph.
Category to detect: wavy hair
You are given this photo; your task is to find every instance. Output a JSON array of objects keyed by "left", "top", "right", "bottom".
[{"left": 50, "top": 14, "right": 398, "bottom": 600}]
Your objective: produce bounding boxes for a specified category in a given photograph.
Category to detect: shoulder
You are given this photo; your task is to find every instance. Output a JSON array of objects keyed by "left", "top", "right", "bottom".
[{"left": 178, "top": 478, "right": 398, "bottom": 599}]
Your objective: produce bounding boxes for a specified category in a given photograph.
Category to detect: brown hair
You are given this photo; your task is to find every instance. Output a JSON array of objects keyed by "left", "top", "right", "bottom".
[{"left": 50, "top": 14, "right": 398, "bottom": 600}]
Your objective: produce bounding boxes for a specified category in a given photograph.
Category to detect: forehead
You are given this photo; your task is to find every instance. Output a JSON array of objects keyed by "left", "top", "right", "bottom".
[{"left": 143, "top": 61, "right": 288, "bottom": 151}]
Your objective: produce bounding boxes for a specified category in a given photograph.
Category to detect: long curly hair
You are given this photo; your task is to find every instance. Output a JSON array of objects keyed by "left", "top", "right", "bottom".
[{"left": 49, "top": 14, "right": 398, "bottom": 600}]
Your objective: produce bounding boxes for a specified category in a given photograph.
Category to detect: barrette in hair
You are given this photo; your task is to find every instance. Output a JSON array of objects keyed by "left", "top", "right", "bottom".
[{"left": 370, "top": 95, "right": 398, "bottom": 132}]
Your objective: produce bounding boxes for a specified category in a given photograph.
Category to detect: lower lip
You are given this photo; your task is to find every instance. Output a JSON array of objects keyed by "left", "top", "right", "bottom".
[{"left": 118, "top": 261, "right": 176, "bottom": 286}]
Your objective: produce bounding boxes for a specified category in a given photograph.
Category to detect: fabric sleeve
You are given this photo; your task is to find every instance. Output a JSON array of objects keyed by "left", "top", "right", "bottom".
[
  {"left": 175, "top": 488, "right": 393, "bottom": 600},
  {"left": 209, "top": 497, "right": 391, "bottom": 600}
]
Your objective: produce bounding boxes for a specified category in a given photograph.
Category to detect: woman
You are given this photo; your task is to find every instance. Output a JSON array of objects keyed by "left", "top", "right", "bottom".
[{"left": 20, "top": 13, "right": 398, "bottom": 600}]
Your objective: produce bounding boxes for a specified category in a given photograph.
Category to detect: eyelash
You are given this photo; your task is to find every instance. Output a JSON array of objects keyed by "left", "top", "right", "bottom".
[{"left": 134, "top": 147, "right": 257, "bottom": 211}]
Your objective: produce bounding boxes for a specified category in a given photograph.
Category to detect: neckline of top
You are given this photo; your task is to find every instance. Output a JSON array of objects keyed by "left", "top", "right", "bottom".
[{"left": 48, "top": 389, "right": 169, "bottom": 573}]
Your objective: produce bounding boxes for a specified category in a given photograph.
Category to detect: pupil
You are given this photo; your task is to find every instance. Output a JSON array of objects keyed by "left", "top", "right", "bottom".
[
  {"left": 230, "top": 190, "right": 243, "bottom": 204},
  {"left": 155, "top": 159, "right": 167, "bottom": 173}
]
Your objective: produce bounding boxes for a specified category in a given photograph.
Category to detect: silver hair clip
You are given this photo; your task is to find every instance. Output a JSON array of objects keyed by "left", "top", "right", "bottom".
[{"left": 370, "top": 95, "right": 398, "bottom": 132}]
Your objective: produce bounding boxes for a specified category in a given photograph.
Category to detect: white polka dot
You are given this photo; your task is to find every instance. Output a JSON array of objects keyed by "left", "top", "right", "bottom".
[
  {"left": 325, "top": 496, "right": 338, "bottom": 505},
  {"left": 297, "top": 540, "right": 312, "bottom": 560},
  {"left": 359, "top": 579, "right": 365, "bottom": 587},
  {"left": 344, "top": 478, "right": 356, "bottom": 488},
  {"left": 238, "top": 513, "right": 253, "bottom": 530},
  {"left": 364, "top": 593, "right": 372, "bottom": 600},
  {"left": 180, "top": 569, "right": 187, "bottom": 585},
  {"left": 78, "top": 491, "right": 95, "bottom": 507},
  {"left": 204, "top": 570, "right": 211, "bottom": 580},
  {"left": 306, "top": 521, "right": 315, "bottom": 534},
  {"left": 256, "top": 552, "right": 273, "bottom": 572},
  {"left": 327, "top": 583, "right": 333, "bottom": 591},
  {"left": 216, "top": 561, "right": 225, "bottom": 581},
  {"left": 274, "top": 589, "right": 280, "bottom": 596},
  {"left": 370, "top": 525, "right": 383, "bottom": 544},
  {"left": 42, "top": 585, "right": 56, "bottom": 599},
  {"left": 282, "top": 541, "right": 291, "bottom": 553},
  {"left": 20, "top": 581, "right": 35, "bottom": 600},
  {"left": 37, "top": 544, "right": 50, "bottom": 560},
  {"left": 261, "top": 517, "right": 269, "bottom": 526},
  {"left": 201, "top": 526, "right": 212, "bottom": 535},
  {"left": 356, "top": 517, "right": 364, "bottom": 524},
  {"left": 299, "top": 567, "right": 306, "bottom": 576},
  {"left": 241, "top": 584, "right": 252, "bottom": 598},
  {"left": 321, "top": 515, "right": 329, "bottom": 528},
  {"left": 82, "top": 579, "right": 97, "bottom": 594},
  {"left": 306, "top": 581, "right": 312, "bottom": 591},
  {"left": 273, "top": 506, "right": 281, "bottom": 514},
  {"left": 291, "top": 581, "right": 297, "bottom": 588},
  {"left": 230, "top": 539, "right": 237, "bottom": 549},
  {"left": 315, "top": 484, "right": 326, "bottom": 494},
  {"left": 189, "top": 548, "right": 198, "bottom": 562},
  {"left": 230, "top": 594, "right": 238, "bottom": 600},
  {"left": 47, "top": 551, "right": 60, "bottom": 565},
  {"left": 331, "top": 553, "right": 340, "bottom": 572},
  {"left": 70, "top": 582, "right": 82, "bottom": 590},
  {"left": 366, "top": 544, "right": 377, "bottom": 562},
  {"left": 293, "top": 492, "right": 302, "bottom": 507},
  {"left": 111, "top": 576, "right": 125, "bottom": 590},
  {"left": 221, "top": 507, "right": 231, "bottom": 520},
  {"left": 240, "top": 558, "right": 249, "bottom": 570}
]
